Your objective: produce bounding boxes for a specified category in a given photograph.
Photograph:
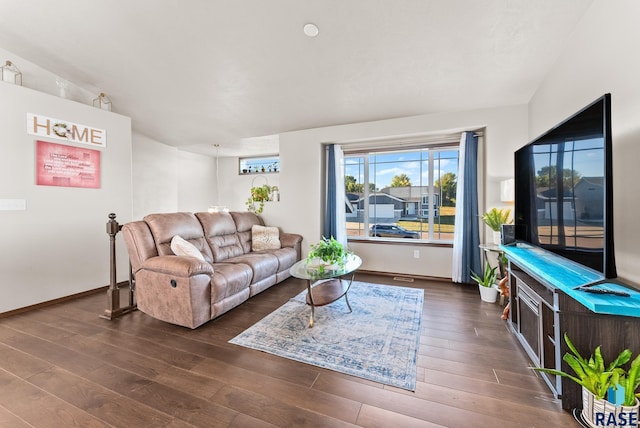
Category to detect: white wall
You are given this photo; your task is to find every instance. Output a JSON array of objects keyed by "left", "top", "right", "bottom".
[
  {"left": 131, "top": 132, "right": 217, "bottom": 219},
  {"left": 528, "top": 0, "right": 640, "bottom": 286},
  {"left": 177, "top": 150, "right": 216, "bottom": 214},
  {"left": 218, "top": 157, "right": 281, "bottom": 213},
  {"left": 219, "top": 105, "right": 528, "bottom": 279},
  {"left": 131, "top": 132, "right": 178, "bottom": 219},
  {"left": 0, "top": 82, "right": 132, "bottom": 313},
  {"left": 0, "top": 47, "right": 219, "bottom": 314}
]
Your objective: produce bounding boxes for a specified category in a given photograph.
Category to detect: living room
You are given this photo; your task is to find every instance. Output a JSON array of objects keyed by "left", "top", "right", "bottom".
[{"left": 1, "top": 1, "right": 640, "bottom": 426}]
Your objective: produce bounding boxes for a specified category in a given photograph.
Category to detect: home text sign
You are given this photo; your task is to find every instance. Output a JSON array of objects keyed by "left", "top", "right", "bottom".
[{"left": 26, "top": 113, "right": 107, "bottom": 147}]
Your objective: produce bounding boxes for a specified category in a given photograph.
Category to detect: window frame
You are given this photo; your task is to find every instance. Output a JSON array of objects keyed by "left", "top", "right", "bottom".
[
  {"left": 343, "top": 140, "right": 460, "bottom": 244},
  {"left": 238, "top": 155, "right": 279, "bottom": 175}
]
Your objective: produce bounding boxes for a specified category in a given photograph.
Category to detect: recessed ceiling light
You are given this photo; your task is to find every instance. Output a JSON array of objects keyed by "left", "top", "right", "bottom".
[{"left": 303, "top": 23, "right": 319, "bottom": 38}]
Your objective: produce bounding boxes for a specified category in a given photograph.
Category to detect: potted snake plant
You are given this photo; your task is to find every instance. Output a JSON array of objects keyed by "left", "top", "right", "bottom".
[
  {"left": 534, "top": 333, "right": 640, "bottom": 426},
  {"left": 470, "top": 260, "right": 499, "bottom": 303}
]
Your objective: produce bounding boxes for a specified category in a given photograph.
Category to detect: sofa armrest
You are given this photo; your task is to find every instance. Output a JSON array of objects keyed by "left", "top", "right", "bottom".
[
  {"left": 140, "top": 255, "right": 214, "bottom": 277},
  {"left": 280, "top": 232, "right": 303, "bottom": 261},
  {"left": 280, "top": 232, "right": 302, "bottom": 249}
]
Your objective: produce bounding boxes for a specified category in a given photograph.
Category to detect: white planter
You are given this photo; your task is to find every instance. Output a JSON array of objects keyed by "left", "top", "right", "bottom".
[
  {"left": 492, "top": 230, "right": 502, "bottom": 245},
  {"left": 478, "top": 284, "right": 499, "bottom": 303},
  {"left": 306, "top": 258, "right": 341, "bottom": 271},
  {"left": 582, "top": 386, "right": 639, "bottom": 428}
]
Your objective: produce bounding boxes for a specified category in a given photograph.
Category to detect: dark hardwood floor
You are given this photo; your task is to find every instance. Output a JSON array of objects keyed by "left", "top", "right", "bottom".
[{"left": 0, "top": 274, "right": 577, "bottom": 427}]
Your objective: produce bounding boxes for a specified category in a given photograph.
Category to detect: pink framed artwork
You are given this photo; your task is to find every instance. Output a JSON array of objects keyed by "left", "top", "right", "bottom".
[{"left": 35, "top": 140, "right": 101, "bottom": 189}]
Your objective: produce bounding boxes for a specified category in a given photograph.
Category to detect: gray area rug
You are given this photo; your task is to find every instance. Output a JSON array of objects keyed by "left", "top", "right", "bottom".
[{"left": 229, "top": 281, "right": 423, "bottom": 390}]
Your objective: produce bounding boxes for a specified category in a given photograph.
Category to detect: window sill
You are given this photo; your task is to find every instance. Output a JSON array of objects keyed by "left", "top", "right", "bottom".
[{"left": 347, "top": 237, "right": 452, "bottom": 248}]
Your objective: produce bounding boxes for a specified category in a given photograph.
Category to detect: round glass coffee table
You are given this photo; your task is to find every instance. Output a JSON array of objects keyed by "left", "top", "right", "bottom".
[{"left": 289, "top": 253, "right": 362, "bottom": 328}]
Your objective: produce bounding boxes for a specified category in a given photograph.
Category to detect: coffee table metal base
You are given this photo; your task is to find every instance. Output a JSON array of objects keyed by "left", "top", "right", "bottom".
[{"left": 305, "top": 277, "right": 354, "bottom": 328}]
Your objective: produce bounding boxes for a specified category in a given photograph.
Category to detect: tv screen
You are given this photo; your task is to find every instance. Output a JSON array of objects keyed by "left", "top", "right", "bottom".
[{"left": 514, "top": 94, "right": 616, "bottom": 278}]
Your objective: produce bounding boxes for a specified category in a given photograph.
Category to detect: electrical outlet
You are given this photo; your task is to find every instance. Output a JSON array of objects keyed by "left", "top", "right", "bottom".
[
  {"left": 0, "top": 199, "right": 26, "bottom": 210},
  {"left": 413, "top": 250, "right": 420, "bottom": 259}
]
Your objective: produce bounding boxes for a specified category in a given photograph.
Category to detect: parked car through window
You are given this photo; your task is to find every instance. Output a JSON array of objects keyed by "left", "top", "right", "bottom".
[{"left": 370, "top": 224, "right": 420, "bottom": 239}]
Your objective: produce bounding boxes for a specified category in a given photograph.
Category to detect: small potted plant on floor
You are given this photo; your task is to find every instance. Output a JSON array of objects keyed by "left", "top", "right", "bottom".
[
  {"left": 534, "top": 333, "right": 640, "bottom": 427},
  {"left": 471, "top": 260, "right": 499, "bottom": 303},
  {"left": 306, "top": 236, "right": 348, "bottom": 273},
  {"left": 481, "top": 208, "right": 513, "bottom": 245}
]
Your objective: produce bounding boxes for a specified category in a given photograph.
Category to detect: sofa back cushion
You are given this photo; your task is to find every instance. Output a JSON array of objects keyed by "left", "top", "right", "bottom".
[
  {"left": 230, "top": 211, "right": 264, "bottom": 254},
  {"left": 195, "top": 212, "right": 244, "bottom": 262},
  {"left": 144, "top": 212, "right": 213, "bottom": 262}
]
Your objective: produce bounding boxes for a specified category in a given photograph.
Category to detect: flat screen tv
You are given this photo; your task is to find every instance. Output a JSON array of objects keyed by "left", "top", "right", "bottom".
[{"left": 514, "top": 94, "right": 616, "bottom": 278}]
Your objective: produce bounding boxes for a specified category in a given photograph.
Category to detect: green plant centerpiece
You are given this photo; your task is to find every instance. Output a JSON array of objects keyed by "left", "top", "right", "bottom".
[
  {"left": 534, "top": 333, "right": 640, "bottom": 426},
  {"left": 481, "top": 207, "right": 513, "bottom": 232},
  {"left": 306, "top": 236, "right": 348, "bottom": 273},
  {"left": 246, "top": 184, "right": 272, "bottom": 214}
]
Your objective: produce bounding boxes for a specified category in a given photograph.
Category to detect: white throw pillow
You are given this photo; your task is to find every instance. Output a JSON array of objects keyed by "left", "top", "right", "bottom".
[
  {"left": 251, "top": 225, "right": 281, "bottom": 251},
  {"left": 170, "top": 235, "right": 205, "bottom": 261}
]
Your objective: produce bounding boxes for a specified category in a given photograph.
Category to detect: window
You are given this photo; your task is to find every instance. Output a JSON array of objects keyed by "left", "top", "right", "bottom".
[
  {"left": 239, "top": 155, "right": 279, "bottom": 174},
  {"left": 344, "top": 144, "right": 459, "bottom": 243}
]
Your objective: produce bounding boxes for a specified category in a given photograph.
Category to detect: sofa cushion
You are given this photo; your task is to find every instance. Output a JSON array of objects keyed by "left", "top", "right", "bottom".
[
  {"left": 251, "top": 225, "right": 281, "bottom": 251},
  {"left": 170, "top": 235, "right": 206, "bottom": 261},
  {"left": 144, "top": 212, "right": 213, "bottom": 262},
  {"left": 209, "top": 262, "right": 253, "bottom": 300},
  {"left": 230, "top": 211, "right": 264, "bottom": 253},
  {"left": 225, "top": 253, "right": 279, "bottom": 283},
  {"left": 267, "top": 247, "right": 298, "bottom": 273},
  {"left": 195, "top": 212, "right": 244, "bottom": 262}
]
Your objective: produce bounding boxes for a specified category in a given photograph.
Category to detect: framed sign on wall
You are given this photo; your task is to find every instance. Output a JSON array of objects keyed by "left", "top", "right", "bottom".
[{"left": 35, "top": 140, "right": 101, "bottom": 189}]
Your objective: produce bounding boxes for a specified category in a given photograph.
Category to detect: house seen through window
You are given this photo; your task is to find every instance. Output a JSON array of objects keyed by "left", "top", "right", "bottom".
[{"left": 344, "top": 145, "right": 459, "bottom": 242}]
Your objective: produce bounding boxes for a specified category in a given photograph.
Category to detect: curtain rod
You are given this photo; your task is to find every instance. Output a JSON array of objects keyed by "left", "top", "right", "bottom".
[{"left": 341, "top": 134, "right": 479, "bottom": 154}]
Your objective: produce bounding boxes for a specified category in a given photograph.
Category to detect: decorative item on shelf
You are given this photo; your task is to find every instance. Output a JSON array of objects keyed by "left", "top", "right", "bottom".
[
  {"left": 93, "top": 92, "right": 112, "bottom": 111},
  {"left": 270, "top": 185, "right": 280, "bottom": 202},
  {"left": 1, "top": 60, "right": 22, "bottom": 85},
  {"left": 471, "top": 260, "right": 499, "bottom": 303},
  {"left": 246, "top": 175, "right": 278, "bottom": 214},
  {"left": 534, "top": 333, "right": 640, "bottom": 427},
  {"left": 306, "top": 236, "right": 348, "bottom": 274},
  {"left": 481, "top": 207, "right": 513, "bottom": 245},
  {"left": 55, "top": 77, "right": 69, "bottom": 98}
]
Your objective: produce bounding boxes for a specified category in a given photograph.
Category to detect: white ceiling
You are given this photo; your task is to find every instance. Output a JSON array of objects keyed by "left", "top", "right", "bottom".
[{"left": 0, "top": 0, "right": 594, "bottom": 157}]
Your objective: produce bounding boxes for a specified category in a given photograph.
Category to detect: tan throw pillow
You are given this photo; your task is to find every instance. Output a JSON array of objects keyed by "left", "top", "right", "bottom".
[
  {"left": 252, "top": 225, "right": 281, "bottom": 251},
  {"left": 170, "top": 235, "right": 205, "bottom": 261}
]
